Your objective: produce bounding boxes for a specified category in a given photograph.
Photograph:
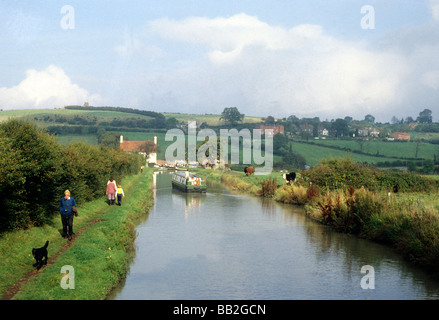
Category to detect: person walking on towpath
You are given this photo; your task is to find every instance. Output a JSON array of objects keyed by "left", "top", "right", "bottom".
[
  {"left": 106, "top": 177, "right": 117, "bottom": 205},
  {"left": 116, "top": 185, "right": 125, "bottom": 206},
  {"left": 59, "top": 190, "right": 78, "bottom": 241}
]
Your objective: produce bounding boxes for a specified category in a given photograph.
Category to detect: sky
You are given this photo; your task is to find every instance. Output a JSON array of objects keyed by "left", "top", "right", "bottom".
[{"left": 0, "top": 0, "right": 438, "bottom": 123}]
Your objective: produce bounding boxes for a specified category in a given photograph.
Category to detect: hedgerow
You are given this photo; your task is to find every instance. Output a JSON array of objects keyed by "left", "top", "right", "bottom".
[
  {"left": 299, "top": 158, "right": 438, "bottom": 193},
  {"left": 0, "top": 119, "right": 143, "bottom": 233}
]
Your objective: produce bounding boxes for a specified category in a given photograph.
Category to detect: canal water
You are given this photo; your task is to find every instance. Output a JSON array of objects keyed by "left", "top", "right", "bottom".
[{"left": 109, "top": 172, "right": 439, "bottom": 300}]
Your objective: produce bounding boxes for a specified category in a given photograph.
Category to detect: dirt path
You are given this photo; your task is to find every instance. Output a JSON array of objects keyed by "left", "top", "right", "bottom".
[{"left": 1, "top": 219, "right": 104, "bottom": 300}]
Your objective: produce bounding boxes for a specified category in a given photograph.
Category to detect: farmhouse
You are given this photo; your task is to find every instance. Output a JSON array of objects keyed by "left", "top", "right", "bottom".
[
  {"left": 120, "top": 135, "right": 157, "bottom": 164},
  {"left": 358, "top": 127, "right": 380, "bottom": 137},
  {"left": 318, "top": 125, "right": 329, "bottom": 136},
  {"left": 257, "top": 124, "right": 284, "bottom": 135},
  {"left": 392, "top": 132, "right": 411, "bottom": 141},
  {"left": 299, "top": 124, "right": 313, "bottom": 134}
]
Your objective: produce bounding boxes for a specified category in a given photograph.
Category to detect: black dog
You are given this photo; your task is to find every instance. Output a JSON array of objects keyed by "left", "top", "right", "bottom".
[{"left": 32, "top": 241, "right": 49, "bottom": 270}]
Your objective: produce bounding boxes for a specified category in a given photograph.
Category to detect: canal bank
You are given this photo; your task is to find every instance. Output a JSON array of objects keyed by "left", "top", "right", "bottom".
[
  {"left": 2, "top": 170, "right": 154, "bottom": 300},
  {"left": 194, "top": 168, "right": 439, "bottom": 268},
  {"left": 109, "top": 171, "right": 439, "bottom": 299}
]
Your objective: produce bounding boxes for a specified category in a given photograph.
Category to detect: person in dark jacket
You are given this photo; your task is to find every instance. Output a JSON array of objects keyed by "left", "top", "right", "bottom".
[{"left": 59, "top": 190, "right": 77, "bottom": 240}]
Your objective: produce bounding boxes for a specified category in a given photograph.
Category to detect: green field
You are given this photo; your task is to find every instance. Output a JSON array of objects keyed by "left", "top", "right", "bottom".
[
  {"left": 290, "top": 141, "right": 393, "bottom": 166},
  {"left": 163, "top": 112, "right": 263, "bottom": 126},
  {"left": 2, "top": 107, "right": 438, "bottom": 168},
  {"left": 409, "top": 132, "right": 439, "bottom": 141},
  {"left": 56, "top": 134, "right": 99, "bottom": 146},
  {"left": 297, "top": 138, "right": 439, "bottom": 161},
  {"left": 0, "top": 108, "right": 154, "bottom": 120}
]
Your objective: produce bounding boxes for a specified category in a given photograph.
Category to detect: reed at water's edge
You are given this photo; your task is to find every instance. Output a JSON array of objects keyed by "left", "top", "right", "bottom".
[{"left": 195, "top": 165, "right": 439, "bottom": 267}]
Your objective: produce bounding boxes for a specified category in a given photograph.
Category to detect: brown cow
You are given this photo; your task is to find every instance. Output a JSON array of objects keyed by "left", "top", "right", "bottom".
[{"left": 244, "top": 166, "right": 254, "bottom": 176}]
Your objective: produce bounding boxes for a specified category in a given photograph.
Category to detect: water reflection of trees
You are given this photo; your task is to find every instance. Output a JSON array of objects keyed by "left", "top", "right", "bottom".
[
  {"left": 260, "top": 197, "right": 276, "bottom": 216},
  {"left": 259, "top": 194, "right": 439, "bottom": 298},
  {"left": 301, "top": 208, "right": 439, "bottom": 298}
]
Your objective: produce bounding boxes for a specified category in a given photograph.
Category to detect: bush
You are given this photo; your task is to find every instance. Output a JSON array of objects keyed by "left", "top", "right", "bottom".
[
  {"left": 301, "top": 157, "right": 438, "bottom": 193},
  {"left": 0, "top": 120, "right": 63, "bottom": 231},
  {"left": 305, "top": 185, "right": 439, "bottom": 266},
  {"left": 261, "top": 177, "right": 277, "bottom": 197},
  {"left": 0, "top": 119, "right": 143, "bottom": 233},
  {"left": 274, "top": 184, "right": 308, "bottom": 205}
]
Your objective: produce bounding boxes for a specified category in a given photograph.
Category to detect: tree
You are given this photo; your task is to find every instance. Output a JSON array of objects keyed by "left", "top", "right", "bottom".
[
  {"left": 422, "top": 159, "right": 434, "bottom": 174},
  {"left": 219, "top": 107, "right": 244, "bottom": 126},
  {"left": 391, "top": 116, "right": 400, "bottom": 124},
  {"left": 405, "top": 116, "right": 415, "bottom": 124},
  {"left": 264, "top": 115, "right": 275, "bottom": 124},
  {"left": 165, "top": 117, "right": 179, "bottom": 129},
  {"left": 417, "top": 109, "right": 433, "bottom": 124},
  {"left": 0, "top": 120, "right": 63, "bottom": 231},
  {"left": 364, "top": 114, "right": 375, "bottom": 123},
  {"left": 288, "top": 115, "right": 298, "bottom": 121},
  {"left": 407, "top": 161, "right": 416, "bottom": 172},
  {"left": 356, "top": 139, "right": 366, "bottom": 153},
  {"left": 98, "top": 131, "right": 120, "bottom": 148},
  {"left": 273, "top": 133, "right": 289, "bottom": 155},
  {"left": 331, "top": 118, "right": 349, "bottom": 137},
  {"left": 282, "top": 151, "right": 306, "bottom": 169},
  {"left": 139, "top": 140, "right": 158, "bottom": 158}
]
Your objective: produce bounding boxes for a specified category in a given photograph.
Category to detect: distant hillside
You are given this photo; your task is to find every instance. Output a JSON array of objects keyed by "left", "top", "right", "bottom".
[{"left": 1, "top": 106, "right": 437, "bottom": 172}]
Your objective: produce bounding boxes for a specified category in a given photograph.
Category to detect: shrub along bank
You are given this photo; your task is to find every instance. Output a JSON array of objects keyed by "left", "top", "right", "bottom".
[
  {"left": 304, "top": 186, "right": 439, "bottom": 266},
  {"left": 0, "top": 119, "right": 144, "bottom": 234},
  {"left": 299, "top": 158, "right": 439, "bottom": 193}
]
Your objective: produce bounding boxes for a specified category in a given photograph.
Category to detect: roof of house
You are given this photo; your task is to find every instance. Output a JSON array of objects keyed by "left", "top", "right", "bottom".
[{"left": 120, "top": 141, "right": 146, "bottom": 152}]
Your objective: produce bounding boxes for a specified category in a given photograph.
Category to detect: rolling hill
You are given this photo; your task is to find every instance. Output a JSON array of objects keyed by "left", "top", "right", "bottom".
[{"left": 1, "top": 107, "right": 437, "bottom": 169}]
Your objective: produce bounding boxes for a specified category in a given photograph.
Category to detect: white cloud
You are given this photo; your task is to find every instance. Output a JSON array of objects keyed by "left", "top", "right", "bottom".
[
  {"left": 149, "top": 14, "right": 324, "bottom": 64},
  {"left": 0, "top": 65, "right": 103, "bottom": 109},
  {"left": 422, "top": 70, "right": 439, "bottom": 90},
  {"left": 113, "top": 33, "right": 164, "bottom": 59},
  {"left": 145, "top": 14, "right": 412, "bottom": 120},
  {"left": 101, "top": 12, "right": 439, "bottom": 122},
  {"left": 429, "top": 0, "right": 439, "bottom": 20}
]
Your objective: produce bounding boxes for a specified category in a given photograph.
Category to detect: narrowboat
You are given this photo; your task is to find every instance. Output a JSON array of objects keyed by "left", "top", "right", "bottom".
[{"left": 172, "top": 171, "right": 207, "bottom": 193}]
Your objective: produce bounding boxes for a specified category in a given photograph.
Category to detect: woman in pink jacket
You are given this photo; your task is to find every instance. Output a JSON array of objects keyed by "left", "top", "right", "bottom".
[{"left": 106, "top": 177, "right": 117, "bottom": 205}]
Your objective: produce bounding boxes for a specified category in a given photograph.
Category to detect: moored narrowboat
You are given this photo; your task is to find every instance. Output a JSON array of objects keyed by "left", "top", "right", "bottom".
[{"left": 172, "top": 171, "right": 207, "bottom": 193}]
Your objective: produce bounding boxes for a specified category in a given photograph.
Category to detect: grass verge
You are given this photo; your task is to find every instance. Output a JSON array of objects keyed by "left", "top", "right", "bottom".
[{"left": 0, "top": 169, "right": 154, "bottom": 300}]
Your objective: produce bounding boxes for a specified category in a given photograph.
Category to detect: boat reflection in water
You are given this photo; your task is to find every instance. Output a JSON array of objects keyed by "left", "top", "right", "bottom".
[{"left": 172, "top": 189, "right": 206, "bottom": 219}]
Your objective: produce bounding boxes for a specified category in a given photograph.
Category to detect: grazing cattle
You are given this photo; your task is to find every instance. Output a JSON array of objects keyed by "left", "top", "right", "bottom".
[
  {"left": 283, "top": 172, "right": 296, "bottom": 184},
  {"left": 244, "top": 166, "right": 255, "bottom": 176}
]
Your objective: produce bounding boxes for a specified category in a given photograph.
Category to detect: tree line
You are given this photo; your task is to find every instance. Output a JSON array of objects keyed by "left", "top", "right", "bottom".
[
  {"left": 0, "top": 119, "right": 144, "bottom": 234},
  {"left": 218, "top": 107, "right": 438, "bottom": 137},
  {"left": 35, "top": 113, "right": 178, "bottom": 130}
]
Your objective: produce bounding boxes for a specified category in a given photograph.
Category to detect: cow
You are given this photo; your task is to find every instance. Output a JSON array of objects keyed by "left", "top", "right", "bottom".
[
  {"left": 282, "top": 172, "right": 296, "bottom": 185},
  {"left": 244, "top": 166, "right": 255, "bottom": 176}
]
